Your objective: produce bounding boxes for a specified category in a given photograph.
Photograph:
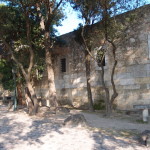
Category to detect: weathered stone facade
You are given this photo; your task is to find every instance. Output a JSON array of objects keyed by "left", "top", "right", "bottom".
[{"left": 35, "top": 5, "right": 150, "bottom": 110}]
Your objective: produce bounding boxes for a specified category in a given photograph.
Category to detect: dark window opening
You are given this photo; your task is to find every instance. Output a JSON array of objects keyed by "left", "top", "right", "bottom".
[
  {"left": 61, "top": 58, "right": 66, "bottom": 72},
  {"left": 97, "top": 57, "right": 105, "bottom": 66},
  {"left": 96, "top": 49, "right": 105, "bottom": 67}
]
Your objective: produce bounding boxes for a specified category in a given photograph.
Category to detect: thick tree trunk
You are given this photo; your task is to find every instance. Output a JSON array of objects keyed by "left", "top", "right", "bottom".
[
  {"left": 45, "top": 48, "right": 58, "bottom": 107},
  {"left": 36, "top": 1, "right": 63, "bottom": 108},
  {"left": 85, "top": 50, "right": 94, "bottom": 111},
  {"left": 99, "top": 48, "right": 118, "bottom": 116},
  {"left": 16, "top": 83, "right": 23, "bottom": 105},
  {"left": 101, "top": 3, "right": 118, "bottom": 116},
  {"left": 81, "top": 25, "right": 94, "bottom": 111},
  {"left": 24, "top": 87, "right": 34, "bottom": 115},
  {"left": 99, "top": 64, "right": 111, "bottom": 116},
  {"left": 26, "top": 82, "right": 39, "bottom": 115},
  {"left": 106, "top": 102, "right": 112, "bottom": 117}
]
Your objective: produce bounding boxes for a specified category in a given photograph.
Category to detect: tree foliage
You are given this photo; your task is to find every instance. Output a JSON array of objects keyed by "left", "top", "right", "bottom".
[
  {"left": 0, "top": 59, "right": 14, "bottom": 90},
  {"left": 71, "top": 0, "right": 147, "bottom": 116},
  {"left": 0, "top": 0, "right": 66, "bottom": 114}
]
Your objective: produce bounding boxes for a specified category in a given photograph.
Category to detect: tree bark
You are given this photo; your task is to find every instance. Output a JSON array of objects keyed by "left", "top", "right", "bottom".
[
  {"left": 26, "top": 81, "right": 39, "bottom": 115},
  {"left": 81, "top": 25, "right": 94, "bottom": 111},
  {"left": 85, "top": 50, "right": 94, "bottom": 111},
  {"left": 45, "top": 47, "right": 58, "bottom": 107},
  {"left": 0, "top": 33, "right": 39, "bottom": 115},
  {"left": 100, "top": 1, "right": 118, "bottom": 116},
  {"left": 99, "top": 64, "right": 111, "bottom": 116},
  {"left": 37, "top": 1, "right": 59, "bottom": 108},
  {"left": 16, "top": 83, "right": 23, "bottom": 105},
  {"left": 24, "top": 87, "right": 34, "bottom": 115}
]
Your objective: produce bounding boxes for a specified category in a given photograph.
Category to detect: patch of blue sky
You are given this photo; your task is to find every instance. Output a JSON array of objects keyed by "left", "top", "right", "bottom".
[
  {"left": 55, "top": 0, "right": 150, "bottom": 35},
  {"left": 1, "top": 0, "right": 150, "bottom": 36},
  {"left": 54, "top": 3, "right": 83, "bottom": 36}
]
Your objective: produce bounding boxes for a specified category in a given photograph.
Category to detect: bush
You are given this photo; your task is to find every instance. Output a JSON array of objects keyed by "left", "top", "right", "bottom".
[{"left": 94, "top": 99, "right": 105, "bottom": 110}]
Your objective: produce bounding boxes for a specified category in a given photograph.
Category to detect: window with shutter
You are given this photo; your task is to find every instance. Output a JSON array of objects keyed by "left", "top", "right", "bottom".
[{"left": 61, "top": 58, "right": 66, "bottom": 72}]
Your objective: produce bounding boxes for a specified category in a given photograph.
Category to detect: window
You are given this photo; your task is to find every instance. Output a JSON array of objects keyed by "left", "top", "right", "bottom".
[
  {"left": 97, "top": 56, "right": 105, "bottom": 67},
  {"left": 94, "top": 46, "right": 107, "bottom": 70},
  {"left": 61, "top": 58, "right": 66, "bottom": 72},
  {"left": 96, "top": 49, "right": 105, "bottom": 67}
]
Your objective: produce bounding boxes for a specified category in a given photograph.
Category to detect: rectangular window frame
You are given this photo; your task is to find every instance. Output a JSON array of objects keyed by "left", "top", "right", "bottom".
[{"left": 60, "top": 58, "right": 66, "bottom": 73}]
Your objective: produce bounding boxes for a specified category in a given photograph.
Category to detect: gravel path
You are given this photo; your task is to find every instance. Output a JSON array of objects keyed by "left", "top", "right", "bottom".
[
  {"left": 78, "top": 111, "right": 150, "bottom": 132},
  {"left": 0, "top": 105, "right": 149, "bottom": 150}
]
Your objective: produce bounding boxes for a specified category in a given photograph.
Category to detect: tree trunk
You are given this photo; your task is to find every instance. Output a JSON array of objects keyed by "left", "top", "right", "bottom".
[
  {"left": 16, "top": 83, "right": 23, "bottom": 105},
  {"left": 24, "top": 87, "right": 34, "bottom": 115},
  {"left": 36, "top": 1, "right": 63, "bottom": 108},
  {"left": 85, "top": 50, "right": 94, "bottom": 111},
  {"left": 81, "top": 24, "right": 94, "bottom": 111},
  {"left": 106, "top": 102, "right": 112, "bottom": 117},
  {"left": 45, "top": 48, "right": 58, "bottom": 107},
  {"left": 26, "top": 82, "right": 39, "bottom": 115},
  {"left": 99, "top": 64, "right": 111, "bottom": 116}
]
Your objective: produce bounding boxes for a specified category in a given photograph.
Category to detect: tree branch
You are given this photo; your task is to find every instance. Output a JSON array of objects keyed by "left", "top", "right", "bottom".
[
  {"left": 0, "top": 36, "right": 27, "bottom": 80},
  {"left": 81, "top": 25, "right": 96, "bottom": 61},
  {"left": 53, "top": 0, "right": 63, "bottom": 14},
  {"left": 23, "top": 6, "right": 34, "bottom": 76},
  {"left": 107, "top": 40, "right": 118, "bottom": 104}
]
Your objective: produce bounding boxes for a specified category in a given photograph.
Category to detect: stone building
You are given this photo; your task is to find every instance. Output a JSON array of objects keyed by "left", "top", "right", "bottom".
[{"left": 32, "top": 4, "right": 150, "bottom": 110}]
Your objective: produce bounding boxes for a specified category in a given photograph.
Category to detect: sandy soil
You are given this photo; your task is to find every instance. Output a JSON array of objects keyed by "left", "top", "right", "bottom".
[{"left": 0, "top": 105, "right": 149, "bottom": 150}]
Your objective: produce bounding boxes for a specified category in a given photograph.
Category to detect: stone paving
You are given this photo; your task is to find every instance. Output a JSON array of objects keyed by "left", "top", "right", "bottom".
[{"left": 0, "top": 105, "right": 149, "bottom": 150}]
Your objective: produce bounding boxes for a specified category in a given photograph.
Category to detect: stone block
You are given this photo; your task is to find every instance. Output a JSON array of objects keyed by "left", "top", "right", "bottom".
[
  {"left": 141, "top": 93, "right": 150, "bottom": 99},
  {"left": 146, "top": 84, "right": 150, "bottom": 89},
  {"left": 70, "top": 74, "right": 77, "bottom": 79},
  {"left": 78, "top": 82, "right": 86, "bottom": 88},
  {"left": 130, "top": 38, "right": 136, "bottom": 43},
  {"left": 146, "top": 64, "right": 150, "bottom": 70},
  {"left": 64, "top": 81, "right": 72, "bottom": 89},
  {"left": 119, "top": 79, "right": 135, "bottom": 85},
  {"left": 56, "top": 107, "right": 70, "bottom": 114},
  {"left": 148, "top": 34, "right": 150, "bottom": 59},
  {"left": 64, "top": 114, "right": 87, "bottom": 127},
  {"left": 133, "top": 71, "right": 147, "bottom": 78},
  {"left": 115, "top": 72, "right": 132, "bottom": 79},
  {"left": 135, "top": 77, "right": 150, "bottom": 84},
  {"left": 77, "top": 72, "right": 85, "bottom": 77},
  {"left": 146, "top": 71, "right": 150, "bottom": 77},
  {"left": 63, "top": 74, "right": 70, "bottom": 80},
  {"left": 123, "top": 84, "right": 140, "bottom": 90},
  {"left": 126, "top": 64, "right": 147, "bottom": 72},
  {"left": 138, "top": 34, "right": 146, "bottom": 41}
]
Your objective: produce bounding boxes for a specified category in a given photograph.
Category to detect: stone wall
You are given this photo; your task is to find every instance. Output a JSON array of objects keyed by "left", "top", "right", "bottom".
[
  {"left": 35, "top": 5, "right": 150, "bottom": 110},
  {"left": 112, "top": 5, "right": 150, "bottom": 109}
]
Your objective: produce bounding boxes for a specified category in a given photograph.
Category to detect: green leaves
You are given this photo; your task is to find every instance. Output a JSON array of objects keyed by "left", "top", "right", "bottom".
[{"left": 0, "top": 59, "right": 14, "bottom": 90}]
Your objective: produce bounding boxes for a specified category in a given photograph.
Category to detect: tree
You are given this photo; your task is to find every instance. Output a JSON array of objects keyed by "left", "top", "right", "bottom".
[
  {"left": 0, "top": 3, "right": 40, "bottom": 115},
  {"left": 0, "top": 59, "right": 14, "bottom": 91},
  {"left": 0, "top": 0, "right": 65, "bottom": 114},
  {"left": 70, "top": 0, "right": 101, "bottom": 111},
  {"left": 35, "top": 0, "right": 65, "bottom": 107},
  {"left": 95, "top": 0, "right": 146, "bottom": 116},
  {"left": 70, "top": 0, "right": 146, "bottom": 116}
]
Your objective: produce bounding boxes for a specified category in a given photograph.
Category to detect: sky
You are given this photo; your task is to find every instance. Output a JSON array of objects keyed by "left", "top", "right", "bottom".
[
  {"left": 54, "top": 4, "right": 83, "bottom": 36},
  {"left": 55, "top": 0, "right": 150, "bottom": 35},
  {"left": 1, "top": 0, "right": 150, "bottom": 36}
]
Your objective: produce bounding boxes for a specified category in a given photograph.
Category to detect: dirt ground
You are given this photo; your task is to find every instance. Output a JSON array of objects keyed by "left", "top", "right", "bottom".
[{"left": 0, "top": 104, "right": 150, "bottom": 150}]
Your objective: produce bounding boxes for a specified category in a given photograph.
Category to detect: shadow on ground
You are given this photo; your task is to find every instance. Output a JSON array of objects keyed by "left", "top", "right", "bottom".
[{"left": 0, "top": 105, "right": 147, "bottom": 150}]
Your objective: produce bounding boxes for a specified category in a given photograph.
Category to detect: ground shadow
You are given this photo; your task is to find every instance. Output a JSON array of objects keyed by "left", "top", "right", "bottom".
[
  {"left": 0, "top": 105, "right": 147, "bottom": 150},
  {"left": 91, "top": 129, "right": 146, "bottom": 150}
]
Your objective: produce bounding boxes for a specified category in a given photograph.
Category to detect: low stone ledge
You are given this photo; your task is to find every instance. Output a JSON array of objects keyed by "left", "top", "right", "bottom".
[
  {"left": 56, "top": 107, "right": 70, "bottom": 114},
  {"left": 64, "top": 114, "right": 87, "bottom": 127}
]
